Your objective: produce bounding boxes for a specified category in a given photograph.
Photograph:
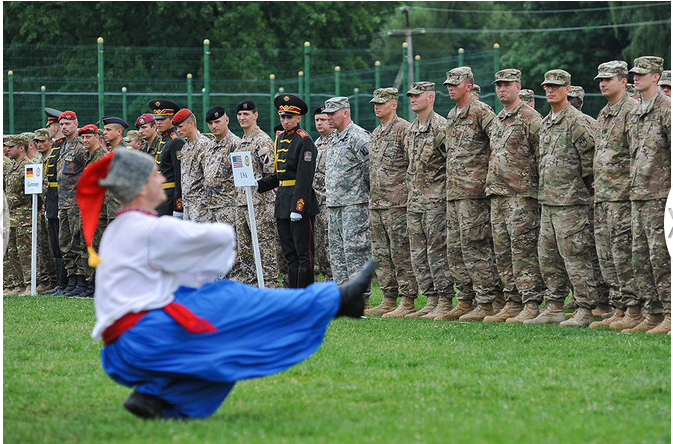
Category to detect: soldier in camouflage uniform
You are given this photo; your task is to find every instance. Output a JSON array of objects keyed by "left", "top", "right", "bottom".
[
  {"left": 312, "top": 105, "right": 334, "bottom": 281},
  {"left": 125, "top": 130, "right": 143, "bottom": 150},
  {"left": 588, "top": 61, "right": 640, "bottom": 329},
  {"left": 364, "top": 88, "right": 419, "bottom": 317},
  {"left": 658, "top": 70, "right": 671, "bottom": 97},
  {"left": 136, "top": 113, "right": 160, "bottom": 157},
  {"left": 568, "top": 86, "right": 599, "bottom": 131},
  {"left": 395, "top": 81, "right": 453, "bottom": 319},
  {"left": 519, "top": 89, "right": 537, "bottom": 110},
  {"left": 102, "top": 116, "right": 133, "bottom": 150},
  {"left": 482, "top": 69, "right": 546, "bottom": 323},
  {"left": 323, "top": 97, "right": 372, "bottom": 302},
  {"left": 173, "top": 108, "right": 211, "bottom": 222},
  {"left": 3, "top": 135, "right": 32, "bottom": 295},
  {"left": 235, "top": 99, "right": 279, "bottom": 288},
  {"left": 621, "top": 56, "right": 671, "bottom": 334},
  {"left": 443, "top": 67, "right": 503, "bottom": 322},
  {"left": 525, "top": 70, "right": 599, "bottom": 327},
  {"left": 33, "top": 129, "right": 57, "bottom": 291}
]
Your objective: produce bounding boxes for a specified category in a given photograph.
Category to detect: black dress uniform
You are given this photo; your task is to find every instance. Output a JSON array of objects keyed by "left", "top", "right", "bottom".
[
  {"left": 258, "top": 94, "right": 319, "bottom": 288},
  {"left": 148, "top": 99, "right": 185, "bottom": 216}
]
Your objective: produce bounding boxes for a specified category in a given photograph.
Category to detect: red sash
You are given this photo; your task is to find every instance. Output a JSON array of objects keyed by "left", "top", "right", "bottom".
[{"left": 102, "top": 302, "right": 217, "bottom": 345}]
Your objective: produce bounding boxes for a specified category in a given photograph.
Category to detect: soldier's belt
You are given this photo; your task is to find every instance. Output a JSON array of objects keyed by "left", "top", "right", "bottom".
[
  {"left": 48, "top": 182, "right": 58, "bottom": 187},
  {"left": 279, "top": 180, "right": 296, "bottom": 187},
  {"left": 162, "top": 182, "right": 176, "bottom": 189}
]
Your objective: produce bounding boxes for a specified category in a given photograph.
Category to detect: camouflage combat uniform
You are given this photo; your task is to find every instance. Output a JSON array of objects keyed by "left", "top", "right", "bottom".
[
  {"left": 203, "top": 130, "right": 240, "bottom": 226},
  {"left": 313, "top": 131, "right": 333, "bottom": 280},
  {"left": 486, "top": 101, "right": 545, "bottom": 304},
  {"left": 235, "top": 126, "right": 278, "bottom": 287},
  {"left": 594, "top": 93, "right": 639, "bottom": 309},
  {"left": 3, "top": 155, "right": 31, "bottom": 289},
  {"left": 139, "top": 134, "right": 160, "bottom": 158},
  {"left": 406, "top": 111, "right": 454, "bottom": 300},
  {"left": 538, "top": 103, "right": 598, "bottom": 308},
  {"left": 181, "top": 131, "right": 212, "bottom": 221},
  {"left": 446, "top": 95, "right": 501, "bottom": 304},
  {"left": 370, "top": 114, "right": 418, "bottom": 300},
  {"left": 627, "top": 91, "right": 671, "bottom": 315},
  {"left": 325, "top": 121, "right": 371, "bottom": 287}
]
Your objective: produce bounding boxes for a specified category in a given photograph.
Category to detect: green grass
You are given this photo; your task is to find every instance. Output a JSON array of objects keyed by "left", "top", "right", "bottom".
[{"left": 4, "top": 288, "right": 670, "bottom": 444}]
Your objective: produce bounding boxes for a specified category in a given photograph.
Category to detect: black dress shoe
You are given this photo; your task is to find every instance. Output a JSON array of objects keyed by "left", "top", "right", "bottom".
[
  {"left": 336, "top": 259, "right": 376, "bottom": 318},
  {"left": 123, "top": 391, "right": 169, "bottom": 419}
]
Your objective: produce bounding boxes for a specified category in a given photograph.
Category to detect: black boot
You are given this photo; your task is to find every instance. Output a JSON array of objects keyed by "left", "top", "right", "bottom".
[
  {"left": 297, "top": 266, "right": 314, "bottom": 288},
  {"left": 286, "top": 265, "right": 299, "bottom": 288},
  {"left": 336, "top": 259, "right": 376, "bottom": 318},
  {"left": 75, "top": 280, "right": 95, "bottom": 298},
  {"left": 123, "top": 391, "right": 170, "bottom": 419},
  {"left": 55, "top": 274, "right": 77, "bottom": 295},
  {"left": 65, "top": 275, "right": 86, "bottom": 297}
]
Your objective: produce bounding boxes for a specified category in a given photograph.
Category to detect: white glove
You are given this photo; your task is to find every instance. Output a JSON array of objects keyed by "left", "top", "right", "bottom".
[
  {"left": 172, "top": 211, "right": 184, "bottom": 219},
  {"left": 290, "top": 212, "right": 302, "bottom": 222}
]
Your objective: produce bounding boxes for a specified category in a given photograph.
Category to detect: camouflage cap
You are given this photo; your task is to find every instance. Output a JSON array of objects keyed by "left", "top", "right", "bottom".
[
  {"left": 519, "top": 89, "right": 535, "bottom": 102},
  {"left": 21, "top": 132, "right": 35, "bottom": 144},
  {"left": 492, "top": 68, "right": 521, "bottom": 84},
  {"left": 7, "top": 133, "right": 30, "bottom": 146},
  {"left": 126, "top": 130, "right": 142, "bottom": 140},
  {"left": 323, "top": 96, "right": 350, "bottom": 113},
  {"left": 471, "top": 84, "right": 481, "bottom": 98},
  {"left": 443, "top": 67, "right": 473, "bottom": 86},
  {"left": 658, "top": 70, "right": 671, "bottom": 86},
  {"left": 3, "top": 135, "right": 10, "bottom": 146},
  {"left": 541, "top": 69, "right": 571, "bottom": 86},
  {"left": 4, "top": 134, "right": 18, "bottom": 147},
  {"left": 33, "top": 128, "right": 50, "bottom": 141},
  {"left": 594, "top": 60, "right": 628, "bottom": 80},
  {"left": 568, "top": 86, "right": 585, "bottom": 101},
  {"left": 406, "top": 81, "right": 435, "bottom": 96},
  {"left": 629, "top": 56, "right": 664, "bottom": 74},
  {"left": 370, "top": 87, "right": 399, "bottom": 103}
]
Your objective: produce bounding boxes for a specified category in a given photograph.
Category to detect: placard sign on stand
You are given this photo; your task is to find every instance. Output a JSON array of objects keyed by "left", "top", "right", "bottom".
[{"left": 25, "top": 164, "right": 43, "bottom": 296}]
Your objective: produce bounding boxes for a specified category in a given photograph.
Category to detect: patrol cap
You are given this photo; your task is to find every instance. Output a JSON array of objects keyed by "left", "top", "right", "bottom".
[
  {"left": 370, "top": 87, "right": 399, "bottom": 103},
  {"left": 493, "top": 69, "right": 521, "bottom": 84},
  {"left": 172, "top": 108, "right": 193, "bottom": 125},
  {"left": 205, "top": 106, "right": 226, "bottom": 122},
  {"left": 4, "top": 135, "right": 19, "bottom": 147},
  {"left": 568, "top": 86, "right": 585, "bottom": 101},
  {"left": 58, "top": 110, "right": 78, "bottom": 122},
  {"left": 102, "top": 116, "right": 129, "bottom": 129},
  {"left": 629, "top": 56, "right": 664, "bottom": 74},
  {"left": 126, "top": 130, "right": 141, "bottom": 140},
  {"left": 443, "top": 67, "right": 473, "bottom": 86},
  {"left": 472, "top": 84, "right": 481, "bottom": 98},
  {"left": 275, "top": 94, "right": 309, "bottom": 116},
  {"left": 541, "top": 69, "right": 571, "bottom": 86},
  {"left": 33, "top": 128, "right": 50, "bottom": 141},
  {"left": 148, "top": 98, "right": 181, "bottom": 120},
  {"left": 658, "top": 70, "right": 671, "bottom": 86},
  {"left": 6, "top": 133, "right": 30, "bottom": 147},
  {"left": 519, "top": 89, "right": 535, "bottom": 102},
  {"left": 3, "top": 135, "right": 11, "bottom": 146},
  {"left": 322, "top": 96, "right": 350, "bottom": 113},
  {"left": 236, "top": 99, "right": 257, "bottom": 113},
  {"left": 406, "top": 81, "right": 435, "bottom": 96},
  {"left": 135, "top": 113, "right": 154, "bottom": 128},
  {"left": 78, "top": 124, "right": 99, "bottom": 135},
  {"left": 313, "top": 105, "right": 327, "bottom": 116},
  {"left": 20, "top": 132, "right": 35, "bottom": 144},
  {"left": 594, "top": 60, "right": 628, "bottom": 80},
  {"left": 44, "top": 107, "right": 64, "bottom": 126}
]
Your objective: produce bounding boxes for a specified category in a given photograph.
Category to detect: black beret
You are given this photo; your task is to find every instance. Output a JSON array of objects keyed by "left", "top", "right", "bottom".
[
  {"left": 236, "top": 99, "right": 257, "bottom": 114},
  {"left": 206, "top": 106, "right": 226, "bottom": 122},
  {"left": 313, "top": 105, "right": 327, "bottom": 117},
  {"left": 102, "top": 116, "right": 129, "bottom": 129},
  {"left": 273, "top": 123, "right": 284, "bottom": 133}
]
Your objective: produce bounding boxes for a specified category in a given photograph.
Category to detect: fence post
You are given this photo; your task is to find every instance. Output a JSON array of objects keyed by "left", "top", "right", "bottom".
[
  {"left": 187, "top": 73, "right": 193, "bottom": 111},
  {"left": 493, "top": 43, "right": 501, "bottom": 113},
  {"left": 269, "top": 74, "right": 276, "bottom": 133},
  {"left": 298, "top": 71, "right": 304, "bottom": 98},
  {"left": 334, "top": 66, "right": 341, "bottom": 96},
  {"left": 353, "top": 88, "right": 359, "bottom": 125},
  {"left": 375, "top": 60, "right": 381, "bottom": 89},
  {"left": 122, "top": 87, "right": 128, "bottom": 122},
  {"left": 97, "top": 37, "right": 104, "bottom": 123},
  {"left": 304, "top": 41, "right": 311, "bottom": 133},
  {"left": 40, "top": 86, "right": 46, "bottom": 126},
  {"left": 203, "top": 39, "right": 210, "bottom": 116},
  {"left": 458, "top": 47, "right": 464, "bottom": 67},
  {"left": 402, "top": 42, "right": 410, "bottom": 121},
  {"left": 202, "top": 88, "right": 207, "bottom": 132},
  {"left": 8, "top": 71, "right": 14, "bottom": 133},
  {"left": 414, "top": 55, "right": 421, "bottom": 82}
]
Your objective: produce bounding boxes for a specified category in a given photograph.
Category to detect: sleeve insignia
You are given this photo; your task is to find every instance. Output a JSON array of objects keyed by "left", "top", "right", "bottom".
[
  {"left": 304, "top": 151, "right": 312, "bottom": 161},
  {"left": 295, "top": 198, "right": 305, "bottom": 212},
  {"left": 176, "top": 150, "right": 182, "bottom": 160},
  {"left": 297, "top": 129, "right": 309, "bottom": 138},
  {"left": 170, "top": 132, "right": 178, "bottom": 140},
  {"left": 176, "top": 197, "right": 183, "bottom": 210}
]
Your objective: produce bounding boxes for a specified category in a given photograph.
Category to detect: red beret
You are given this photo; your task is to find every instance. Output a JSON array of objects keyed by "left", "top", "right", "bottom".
[
  {"left": 172, "top": 108, "right": 193, "bottom": 125},
  {"left": 58, "top": 110, "right": 77, "bottom": 121},
  {"left": 78, "top": 124, "right": 99, "bottom": 135},
  {"left": 135, "top": 113, "right": 155, "bottom": 128}
]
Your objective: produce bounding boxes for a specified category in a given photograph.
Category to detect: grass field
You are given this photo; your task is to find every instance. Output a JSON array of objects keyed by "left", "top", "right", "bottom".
[{"left": 3, "top": 288, "right": 671, "bottom": 444}]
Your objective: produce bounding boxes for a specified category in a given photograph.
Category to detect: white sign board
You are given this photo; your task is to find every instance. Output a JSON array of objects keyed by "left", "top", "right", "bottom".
[
  {"left": 24, "top": 164, "right": 43, "bottom": 194},
  {"left": 230, "top": 152, "right": 257, "bottom": 187}
]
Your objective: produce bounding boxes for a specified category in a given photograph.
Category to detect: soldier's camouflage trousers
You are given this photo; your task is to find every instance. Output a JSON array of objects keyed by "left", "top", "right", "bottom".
[
  {"left": 328, "top": 203, "right": 371, "bottom": 295},
  {"left": 314, "top": 206, "right": 332, "bottom": 280},
  {"left": 370, "top": 207, "right": 418, "bottom": 299},
  {"left": 408, "top": 207, "right": 453, "bottom": 299},
  {"left": 37, "top": 215, "right": 56, "bottom": 286},
  {"left": 490, "top": 196, "right": 545, "bottom": 304},
  {"left": 58, "top": 207, "right": 88, "bottom": 277},
  {"left": 3, "top": 224, "right": 30, "bottom": 287},
  {"left": 632, "top": 199, "right": 670, "bottom": 315},
  {"left": 233, "top": 206, "right": 278, "bottom": 288}
]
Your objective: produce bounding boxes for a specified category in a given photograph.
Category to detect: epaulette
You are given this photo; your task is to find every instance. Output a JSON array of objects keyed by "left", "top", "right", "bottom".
[
  {"left": 170, "top": 132, "right": 178, "bottom": 140},
  {"left": 296, "top": 128, "right": 309, "bottom": 138}
]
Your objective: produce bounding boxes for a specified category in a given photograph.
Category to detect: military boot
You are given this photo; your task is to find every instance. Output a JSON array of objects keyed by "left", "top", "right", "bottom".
[
  {"left": 524, "top": 300, "right": 565, "bottom": 324},
  {"left": 364, "top": 297, "right": 398, "bottom": 316},
  {"left": 459, "top": 303, "right": 494, "bottom": 322},
  {"left": 563, "top": 297, "right": 577, "bottom": 312},
  {"left": 382, "top": 297, "right": 416, "bottom": 318},
  {"left": 436, "top": 300, "right": 473, "bottom": 321},
  {"left": 506, "top": 301, "right": 540, "bottom": 323},
  {"left": 622, "top": 313, "right": 664, "bottom": 333},
  {"left": 493, "top": 296, "right": 506, "bottom": 313},
  {"left": 66, "top": 276, "right": 88, "bottom": 297},
  {"left": 484, "top": 301, "right": 522, "bottom": 323},
  {"left": 647, "top": 314, "right": 671, "bottom": 334},
  {"left": 609, "top": 306, "right": 643, "bottom": 330},
  {"left": 420, "top": 296, "right": 454, "bottom": 319},
  {"left": 335, "top": 260, "right": 376, "bottom": 318},
  {"left": 591, "top": 304, "right": 613, "bottom": 318},
  {"left": 59, "top": 275, "right": 78, "bottom": 296},
  {"left": 406, "top": 296, "right": 438, "bottom": 318},
  {"left": 296, "top": 266, "right": 314, "bottom": 289},
  {"left": 590, "top": 308, "right": 624, "bottom": 328},
  {"left": 560, "top": 307, "right": 594, "bottom": 327}
]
